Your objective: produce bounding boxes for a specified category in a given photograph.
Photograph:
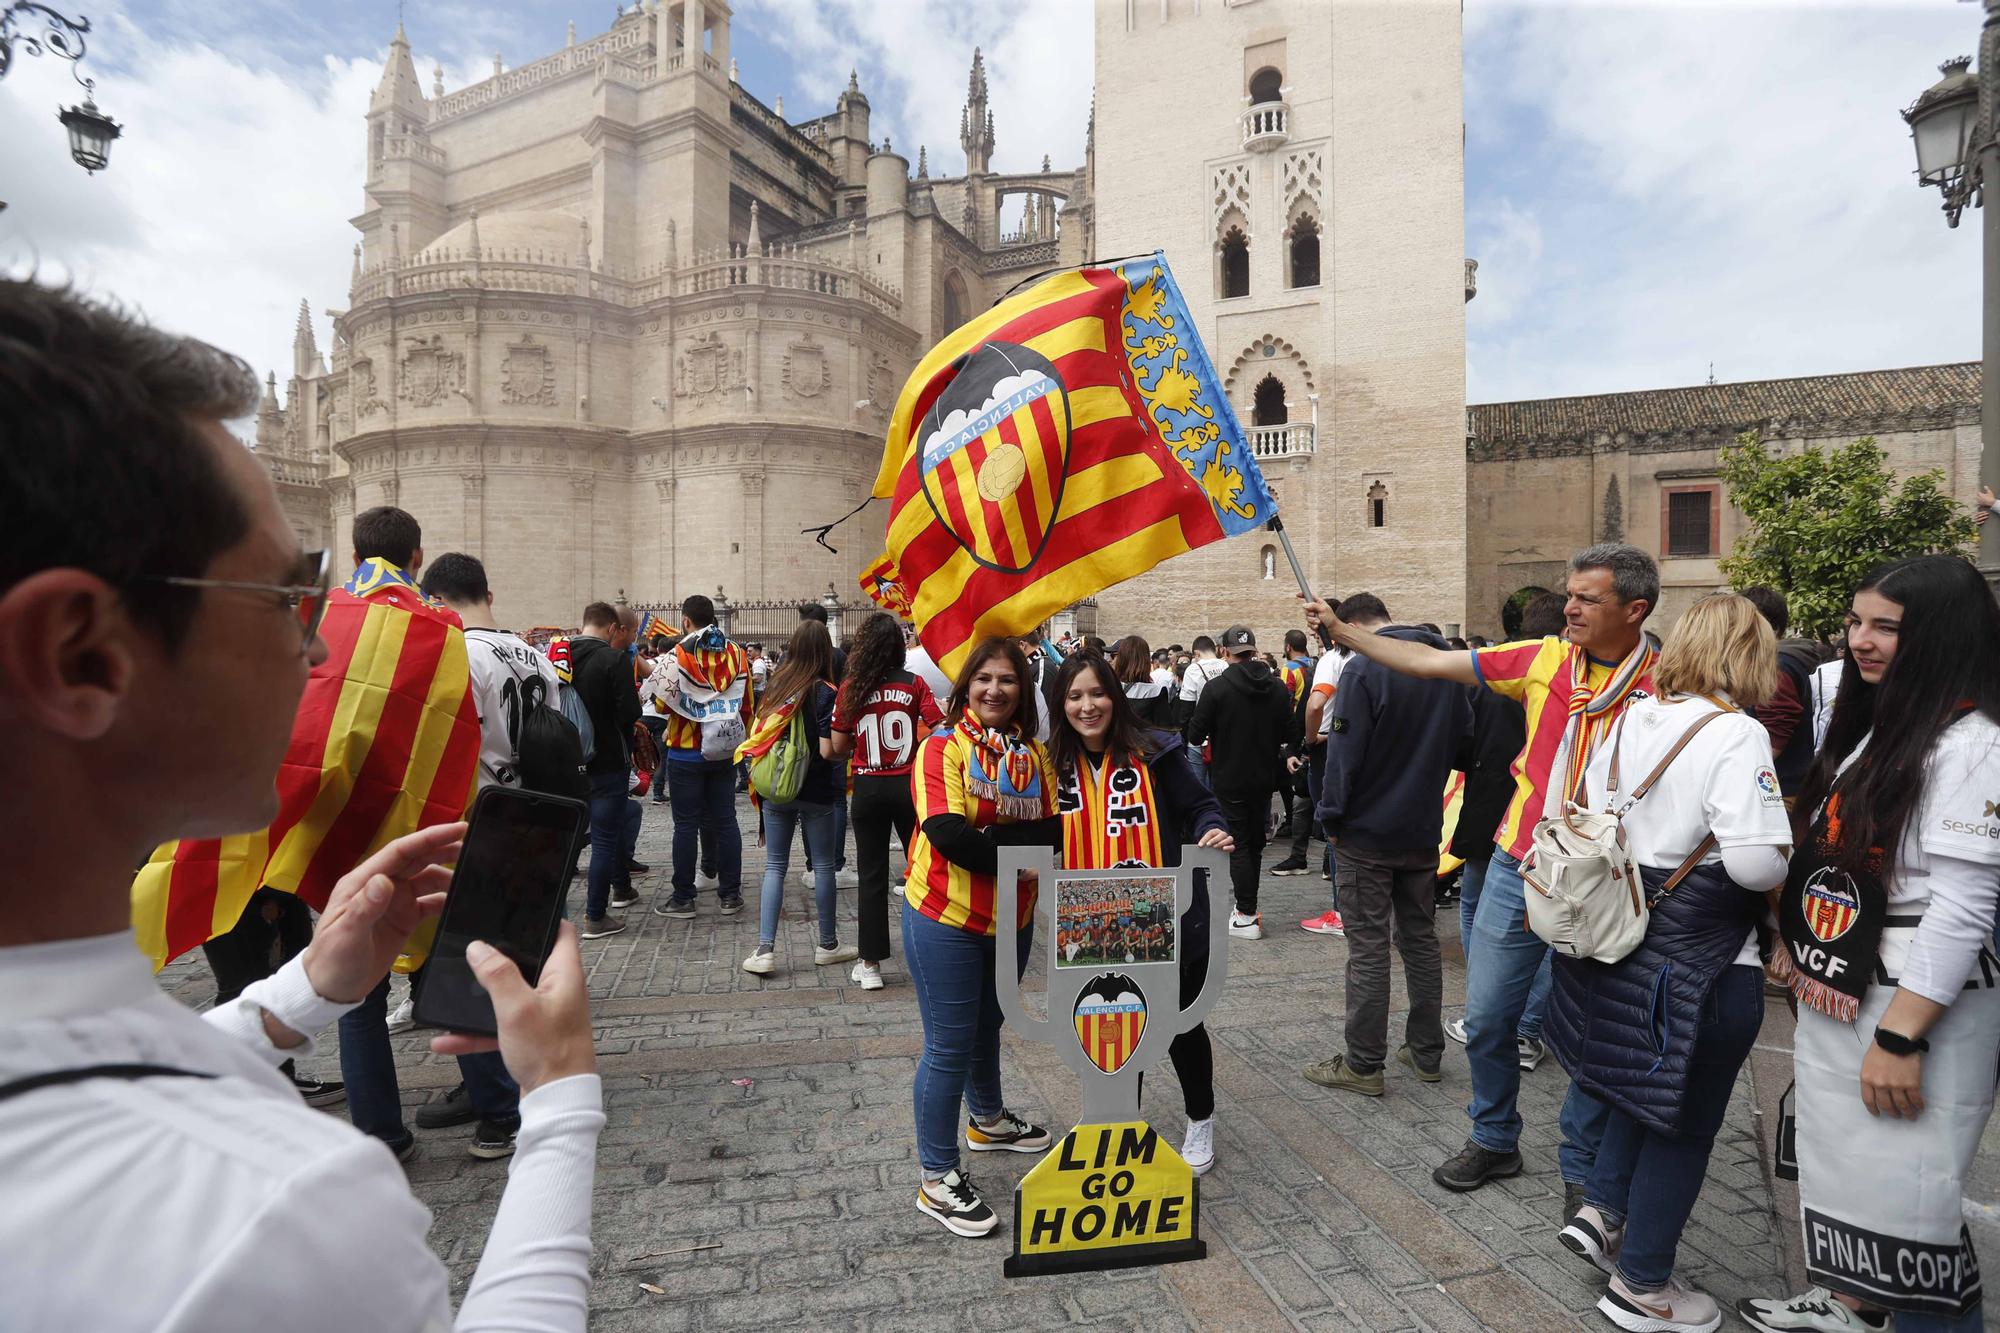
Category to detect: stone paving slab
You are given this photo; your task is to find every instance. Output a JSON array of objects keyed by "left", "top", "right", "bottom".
[{"left": 159, "top": 792, "right": 1803, "bottom": 1330}]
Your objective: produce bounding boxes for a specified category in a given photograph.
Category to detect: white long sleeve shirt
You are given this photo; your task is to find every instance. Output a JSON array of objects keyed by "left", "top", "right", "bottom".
[{"left": 0, "top": 932, "right": 604, "bottom": 1332}]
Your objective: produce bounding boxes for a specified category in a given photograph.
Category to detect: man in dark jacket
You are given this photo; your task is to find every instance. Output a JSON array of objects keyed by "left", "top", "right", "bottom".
[
  {"left": 1186, "top": 625, "right": 1294, "bottom": 940},
  {"left": 571, "top": 601, "right": 642, "bottom": 936},
  {"left": 1303, "top": 596, "right": 1472, "bottom": 1096}
]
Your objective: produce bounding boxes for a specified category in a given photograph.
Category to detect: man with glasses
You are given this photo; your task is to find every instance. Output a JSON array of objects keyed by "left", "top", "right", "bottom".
[{"left": 1, "top": 278, "right": 603, "bottom": 1329}]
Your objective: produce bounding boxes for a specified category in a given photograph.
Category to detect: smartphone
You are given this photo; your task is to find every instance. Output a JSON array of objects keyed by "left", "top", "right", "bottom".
[{"left": 412, "top": 786, "right": 587, "bottom": 1037}]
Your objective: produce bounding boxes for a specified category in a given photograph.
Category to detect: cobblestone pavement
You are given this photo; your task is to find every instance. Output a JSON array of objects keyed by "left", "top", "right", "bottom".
[{"left": 161, "top": 793, "right": 1799, "bottom": 1331}]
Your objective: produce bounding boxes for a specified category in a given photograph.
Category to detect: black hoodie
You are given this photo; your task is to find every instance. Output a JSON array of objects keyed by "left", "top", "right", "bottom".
[
  {"left": 1186, "top": 657, "right": 1294, "bottom": 800},
  {"left": 1318, "top": 625, "right": 1475, "bottom": 853}
]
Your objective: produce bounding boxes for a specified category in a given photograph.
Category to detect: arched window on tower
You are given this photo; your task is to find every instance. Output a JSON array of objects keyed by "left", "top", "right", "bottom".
[
  {"left": 1288, "top": 213, "right": 1321, "bottom": 289},
  {"left": 1218, "top": 225, "right": 1250, "bottom": 299},
  {"left": 1249, "top": 67, "right": 1283, "bottom": 105},
  {"left": 1367, "top": 481, "right": 1388, "bottom": 529},
  {"left": 1252, "top": 374, "right": 1288, "bottom": 427},
  {"left": 941, "top": 271, "right": 969, "bottom": 335}
]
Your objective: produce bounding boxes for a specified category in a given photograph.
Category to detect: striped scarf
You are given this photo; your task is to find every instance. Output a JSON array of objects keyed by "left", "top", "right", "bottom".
[
  {"left": 957, "top": 718, "right": 1044, "bottom": 820},
  {"left": 1556, "top": 636, "right": 1659, "bottom": 805},
  {"left": 1060, "top": 752, "right": 1165, "bottom": 870}
]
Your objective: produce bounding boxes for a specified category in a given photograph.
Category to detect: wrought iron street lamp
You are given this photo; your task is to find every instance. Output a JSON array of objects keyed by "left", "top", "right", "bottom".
[
  {"left": 0, "top": 3, "right": 121, "bottom": 175},
  {"left": 1904, "top": 5, "right": 2000, "bottom": 591}
]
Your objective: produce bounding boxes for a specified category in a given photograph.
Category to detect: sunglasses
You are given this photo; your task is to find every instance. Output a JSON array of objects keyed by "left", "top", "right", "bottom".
[{"left": 151, "top": 548, "right": 334, "bottom": 651}]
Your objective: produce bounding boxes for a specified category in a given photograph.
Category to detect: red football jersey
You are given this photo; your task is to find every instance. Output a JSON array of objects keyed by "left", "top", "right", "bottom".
[{"left": 831, "top": 669, "right": 945, "bottom": 777}]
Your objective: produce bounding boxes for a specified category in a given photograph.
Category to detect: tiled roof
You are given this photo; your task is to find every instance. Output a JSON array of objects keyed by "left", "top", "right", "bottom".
[{"left": 1469, "top": 363, "right": 1978, "bottom": 452}]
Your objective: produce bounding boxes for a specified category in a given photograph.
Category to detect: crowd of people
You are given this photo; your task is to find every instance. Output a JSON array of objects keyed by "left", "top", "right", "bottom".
[{"left": 9, "top": 276, "right": 2000, "bottom": 1332}]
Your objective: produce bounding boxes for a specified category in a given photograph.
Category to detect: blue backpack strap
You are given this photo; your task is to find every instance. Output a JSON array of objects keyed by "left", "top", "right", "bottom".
[{"left": 0, "top": 1063, "right": 214, "bottom": 1104}]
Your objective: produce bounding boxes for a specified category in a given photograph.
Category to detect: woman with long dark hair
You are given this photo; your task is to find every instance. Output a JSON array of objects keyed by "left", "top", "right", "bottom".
[
  {"left": 1111, "top": 634, "right": 1176, "bottom": 728},
  {"left": 1048, "top": 652, "right": 1234, "bottom": 1173},
  {"left": 829, "top": 612, "right": 943, "bottom": 989},
  {"left": 1741, "top": 556, "right": 2000, "bottom": 1333},
  {"left": 741, "top": 620, "right": 856, "bottom": 977},
  {"left": 902, "top": 637, "right": 1061, "bottom": 1238}
]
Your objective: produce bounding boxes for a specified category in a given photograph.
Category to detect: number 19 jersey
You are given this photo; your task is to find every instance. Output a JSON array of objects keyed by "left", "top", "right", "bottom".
[{"left": 830, "top": 669, "right": 945, "bottom": 778}]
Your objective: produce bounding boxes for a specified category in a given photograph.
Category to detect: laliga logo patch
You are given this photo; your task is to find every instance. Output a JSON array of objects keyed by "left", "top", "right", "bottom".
[
  {"left": 1074, "top": 973, "right": 1147, "bottom": 1075},
  {"left": 1801, "top": 865, "right": 1861, "bottom": 943},
  {"left": 1756, "top": 769, "right": 1779, "bottom": 797},
  {"left": 917, "top": 341, "right": 1073, "bottom": 576}
]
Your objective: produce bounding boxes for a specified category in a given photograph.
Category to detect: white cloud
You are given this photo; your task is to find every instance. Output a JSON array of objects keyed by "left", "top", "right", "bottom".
[{"left": 1466, "top": 0, "right": 1980, "bottom": 403}]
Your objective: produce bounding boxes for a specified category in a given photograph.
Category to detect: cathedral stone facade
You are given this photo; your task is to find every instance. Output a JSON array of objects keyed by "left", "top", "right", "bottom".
[{"left": 257, "top": 2, "right": 1093, "bottom": 633}]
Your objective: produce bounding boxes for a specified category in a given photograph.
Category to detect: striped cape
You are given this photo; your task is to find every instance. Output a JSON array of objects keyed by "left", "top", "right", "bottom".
[
  {"left": 863, "top": 254, "right": 1277, "bottom": 678},
  {"left": 130, "top": 584, "right": 480, "bottom": 970}
]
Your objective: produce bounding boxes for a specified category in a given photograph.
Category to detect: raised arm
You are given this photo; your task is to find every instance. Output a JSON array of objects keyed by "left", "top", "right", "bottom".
[{"left": 1303, "top": 599, "right": 1477, "bottom": 686}]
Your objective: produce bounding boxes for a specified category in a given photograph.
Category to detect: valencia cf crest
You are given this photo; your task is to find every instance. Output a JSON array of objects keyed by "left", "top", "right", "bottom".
[
  {"left": 918, "top": 341, "right": 1072, "bottom": 575},
  {"left": 1801, "top": 866, "right": 1860, "bottom": 943},
  {"left": 1074, "top": 973, "right": 1147, "bottom": 1075}
]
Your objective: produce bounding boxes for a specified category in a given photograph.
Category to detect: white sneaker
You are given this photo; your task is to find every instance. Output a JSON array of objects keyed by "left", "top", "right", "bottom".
[
  {"left": 815, "top": 942, "right": 859, "bottom": 965},
  {"left": 696, "top": 871, "right": 720, "bottom": 891},
  {"left": 1602, "top": 1274, "right": 1720, "bottom": 1333},
  {"left": 1558, "top": 1203, "right": 1624, "bottom": 1276},
  {"left": 742, "top": 946, "right": 776, "bottom": 975},
  {"left": 1444, "top": 1017, "right": 1468, "bottom": 1045},
  {"left": 797, "top": 867, "right": 815, "bottom": 887},
  {"left": 851, "top": 960, "right": 885, "bottom": 990},
  {"left": 1735, "top": 1288, "right": 1890, "bottom": 1333},
  {"left": 386, "top": 997, "right": 415, "bottom": 1034},
  {"left": 834, "top": 868, "right": 859, "bottom": 890},
  {"left": 916, "top": 1168, "right": 998, "bottom": 1238},
  {"left": 1228, "top": 911, "right": 1263, "bottom": 940},
  {"left": 1181, "top": 1117, "right": 1216, "bottom": 1176}
]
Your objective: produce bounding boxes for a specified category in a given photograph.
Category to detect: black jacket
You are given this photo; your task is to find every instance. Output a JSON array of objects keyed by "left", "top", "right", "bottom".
[
  {"left": 570, "top": 634, "right": 641, "bottom": 776},
  {"left": 1186, "top": 658, "right": 1293, "bottom": 800},
  {"left": 1318, "top": 626, "right": 1474, "bottom": 854},
  {"left": 1450, "top": 688, "right": 1528, "bottom": 860},
  {"left": 1122, "top": 679, "right": 1176, "bottom": 729}
]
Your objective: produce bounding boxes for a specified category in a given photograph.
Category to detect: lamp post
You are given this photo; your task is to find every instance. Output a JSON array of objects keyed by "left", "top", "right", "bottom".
[
  {"left": 0, "top": 3, "right": 121, "bottom": 175},
  {"left": 1903, "top": 10, "right": 2000, "bottom": 592}
]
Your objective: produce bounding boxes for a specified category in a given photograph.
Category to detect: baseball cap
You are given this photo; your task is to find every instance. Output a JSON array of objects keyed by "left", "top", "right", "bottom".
[{"left": 1219, "top": 625, "right": 1257, "bottom": 654}]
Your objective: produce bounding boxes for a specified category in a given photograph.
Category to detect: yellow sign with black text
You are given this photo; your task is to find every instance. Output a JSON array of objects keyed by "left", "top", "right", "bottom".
[{"left": 1004, "top": 1120, "right": 1204, "bottom": 1277}]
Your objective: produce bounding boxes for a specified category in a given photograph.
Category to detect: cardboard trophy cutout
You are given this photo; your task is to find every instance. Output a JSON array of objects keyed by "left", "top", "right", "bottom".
[{"left": 994, "top": 845, "right": 1229, "bottom": 1277}]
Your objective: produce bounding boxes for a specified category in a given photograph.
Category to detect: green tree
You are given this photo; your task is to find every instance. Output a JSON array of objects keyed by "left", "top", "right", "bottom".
[{"left": 1717, "top": 431, "right": 1976, "bottom": 639}]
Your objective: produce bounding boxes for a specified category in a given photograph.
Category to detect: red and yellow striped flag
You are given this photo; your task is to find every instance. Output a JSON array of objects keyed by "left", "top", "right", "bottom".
[
  {"left": 130, "top": 587, "right": 480, "bottom": 969},
  {"left": 865, "top": 254, "right": 1277, "bottom": 678}
]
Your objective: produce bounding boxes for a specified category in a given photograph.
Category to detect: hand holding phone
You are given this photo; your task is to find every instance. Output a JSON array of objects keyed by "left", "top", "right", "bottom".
[
  {"left": 300, "top": 821, "right": 465, "bottom": 1005},
  {"left": 430, "top": 923, "right": 597, "bottom": 1094}
]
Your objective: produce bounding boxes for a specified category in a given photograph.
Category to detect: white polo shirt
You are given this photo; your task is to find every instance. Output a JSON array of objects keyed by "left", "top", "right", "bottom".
[
  {"left": 1309, "top": 649, "right": 1353, "bottom": 741},
  {"left": 0, "top": 932, "right": 604, "bottom": 1332}
]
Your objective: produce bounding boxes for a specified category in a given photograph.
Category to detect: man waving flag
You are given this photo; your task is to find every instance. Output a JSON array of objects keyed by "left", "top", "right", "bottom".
[{"left": 862, "top": 253, "right": 1277, "bottom": 677}]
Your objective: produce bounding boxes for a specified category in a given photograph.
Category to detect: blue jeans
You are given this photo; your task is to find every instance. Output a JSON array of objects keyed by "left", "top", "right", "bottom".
[
  {"left": 1458, "top": 854, "right": 1553, "bottom": 1040},
  {"left": 584, "top": 769, "right": 640, "bottom": 921},
  {"left": 1464, "top": 849, "right": 1607, "bottom": 1178},
  {"left": 1899, "top": 1310, "right": 1985, "bottom": 1332},
  {"left": 1587, "top": 965, "right": 1764, "bottom": 1288},
  {"left": 338, "top": 975, "right": 407, "bottom": 1150},
  {"left": 459, "top": 1050, "right": 519, "bottom": 1124},
  {"left": 760, "top": 800, "right": 839, "bottom": 949},
  {"left": 902, "top": 899, "right": 1034, "bottom": 1176},
  {"left": 667, "top": 758, "right": 741, "bottom": 898},
  {"left": 1306, "top": 744, "right": 1337, "bottom": 910}
]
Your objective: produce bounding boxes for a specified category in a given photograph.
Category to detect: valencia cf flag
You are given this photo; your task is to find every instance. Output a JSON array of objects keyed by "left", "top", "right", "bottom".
[
  {"left": 863, "top": 253, "right": 1278, "bottom": 677},
  {"left": 130, "top": 587, "right": 480, "bottom": 970},
  {"left": 1073, "top": 973, "right": 1149, "bottom": 1075}
]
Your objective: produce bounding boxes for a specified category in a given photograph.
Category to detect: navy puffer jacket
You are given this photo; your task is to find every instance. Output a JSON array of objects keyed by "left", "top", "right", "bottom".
[{"left": 1544, "top": 861, "right": 1761, "bottom": 1139}]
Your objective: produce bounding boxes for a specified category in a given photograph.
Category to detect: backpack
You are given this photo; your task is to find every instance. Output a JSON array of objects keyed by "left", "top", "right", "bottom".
[
  {"left": 557, "top": 681, "right": 596, "bottom": 763},
  {"left": 747, "top": 704, "right": 808, "bottom": 805},
  {"left": 514, "top": 674, "right": 591, "bottom": 803},
  {"left": 700, "top": 709, "right": 748, "bottom": 763},
  {"left": 1520, "top": 708, "right": 1728, "bottom": 963}
]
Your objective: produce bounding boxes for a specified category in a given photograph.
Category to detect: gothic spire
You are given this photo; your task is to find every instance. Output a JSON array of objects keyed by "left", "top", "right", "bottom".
[
  {"left": 370, "top": 19, "right": 429, "bottom": 121},
  {"left": 960, "top": 48, "right": 994, "bottom": 175},
  {"left": 292, "top": 299, "right": 318, "bottom": 378}
]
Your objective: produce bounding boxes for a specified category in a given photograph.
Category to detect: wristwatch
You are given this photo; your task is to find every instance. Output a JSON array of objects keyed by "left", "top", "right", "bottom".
[{"left": 1873, "top": 1027, "right": 1930, "bottom": 1057}]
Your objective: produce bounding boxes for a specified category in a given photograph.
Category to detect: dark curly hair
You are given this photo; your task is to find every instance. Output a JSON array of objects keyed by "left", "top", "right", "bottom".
[{"left": 838, "top": 611, "right": 908, "bottom": 719}]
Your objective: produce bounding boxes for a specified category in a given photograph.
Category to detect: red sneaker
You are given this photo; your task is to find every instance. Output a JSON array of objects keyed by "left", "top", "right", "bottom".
[{"left": 1300, "top": 910, "right": 1345, "bottom": 936}]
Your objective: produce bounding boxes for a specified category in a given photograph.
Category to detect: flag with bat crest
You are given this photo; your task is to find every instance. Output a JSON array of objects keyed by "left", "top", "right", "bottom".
[{"left": 861, "top": 254, "right": 1278, "bottom": 677}]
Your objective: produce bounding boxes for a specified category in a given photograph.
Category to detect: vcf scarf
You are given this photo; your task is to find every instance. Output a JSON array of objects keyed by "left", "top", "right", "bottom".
[
  {"left": 958, "top": 718, "right": 1045, "bottom": 820},
  {"left": 1780, "top": 787, "right": 1888, "bottom": 1022},
  {"left": 1553, "top": 636, "right": 1660, "bottom": 807},
  {"left": 1059, "top": 751, "right": 1166, "bottom": 870}
]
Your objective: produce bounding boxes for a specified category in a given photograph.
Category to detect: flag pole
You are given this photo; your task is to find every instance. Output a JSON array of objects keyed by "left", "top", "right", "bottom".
[{"left": 1267, "top": 515, "right": 1333, "bottom": 649}]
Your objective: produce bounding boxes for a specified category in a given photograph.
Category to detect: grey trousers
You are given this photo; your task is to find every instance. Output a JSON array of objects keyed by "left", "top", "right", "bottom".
[{"left": 1338, "top": 843, "right": 1445, "bottom": 1075}]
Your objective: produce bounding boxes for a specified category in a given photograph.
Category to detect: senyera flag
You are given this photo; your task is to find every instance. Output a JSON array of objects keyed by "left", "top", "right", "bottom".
[
  {"left": 130, "top": 590, "right": 480, "bottom": 970},
  {"left": 861, "top": 252, "right": 1277, "bottom": 676}
]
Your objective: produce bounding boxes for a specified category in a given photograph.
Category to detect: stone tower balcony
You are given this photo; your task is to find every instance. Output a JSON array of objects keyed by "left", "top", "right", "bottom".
[{"left": 1242, "top": 100, "right": 1290, "bottom": 152}]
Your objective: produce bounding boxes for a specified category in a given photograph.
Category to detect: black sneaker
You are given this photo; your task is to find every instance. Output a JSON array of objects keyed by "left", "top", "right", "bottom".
[
  {"left": 415, "top": 1083, "right": 477, "bottom": 1130},
  {"left": 718, "top": 894, "right": 744, "bottom": 915},
  {"left": 469, "top": 1117, "right": 520, "bottom": 1160},
  {"left": 655, "top": 896, "right": 697, "bottom": 919},
  {"left": 580, "top": 915, "right": 627, "bottom": 939},
  {"left": 610, "top": 885, "right": 640, "bottom": 911},
  {"left": 916, "top": 1168, "right": 998, "bottom": 1237},
  {"left": 388, "top": 1134, "right": 418, "bottom": 1165},
  {"left": 1432, "top": 1139, "right": 1523, "bottom": 1192},
  {"left": 965, "top": 1109, "right": 1051, "bottom": 1153},
  {"left": 289, "top": 1071, "right": 347, "bottom": 1108},
  {"left": 626, "top": 859, "right": 651, "bottom": 875},
  {"left": 1269, "top": 856, "right": 1310, "bottom": 877}
]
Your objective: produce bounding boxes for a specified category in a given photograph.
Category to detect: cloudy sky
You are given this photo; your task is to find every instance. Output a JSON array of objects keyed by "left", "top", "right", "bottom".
[{"left": 0, "top": 0, "right": 1979, "bottom": 408}]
